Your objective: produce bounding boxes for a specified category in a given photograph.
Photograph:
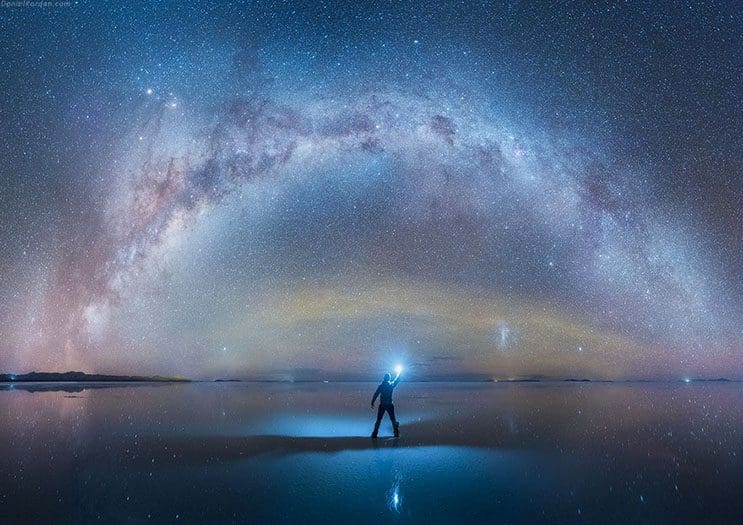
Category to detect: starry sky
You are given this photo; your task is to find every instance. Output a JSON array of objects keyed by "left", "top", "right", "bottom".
[{"left": 0, "top": 1, "right": 740, "bottom": 380}]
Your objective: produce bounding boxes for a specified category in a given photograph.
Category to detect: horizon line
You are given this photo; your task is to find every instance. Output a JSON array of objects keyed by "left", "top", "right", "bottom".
[{"left": 1, "top": 371, "right": 741, "bottom": 384}]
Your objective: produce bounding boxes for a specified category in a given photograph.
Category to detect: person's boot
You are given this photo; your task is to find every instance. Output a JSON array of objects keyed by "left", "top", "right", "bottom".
[
  {"left": 371, "top": 420, "right": 381, "bottom": 438},
  {"left": 393, "top": 421, "right": 400, "bottom": 437}
]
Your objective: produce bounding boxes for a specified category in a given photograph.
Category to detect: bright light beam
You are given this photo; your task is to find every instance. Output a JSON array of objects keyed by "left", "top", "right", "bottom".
[{"left": 387, "top": 480, "right": 402, "bottom": 512}]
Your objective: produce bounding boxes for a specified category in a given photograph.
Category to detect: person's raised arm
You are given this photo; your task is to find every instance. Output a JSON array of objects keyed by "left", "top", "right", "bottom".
[
  {"left": 371, "top": 385, "right": 381, "bottom": 407},
  {"left": 392, "top": 372, "right": 402, "bottom": 387}
]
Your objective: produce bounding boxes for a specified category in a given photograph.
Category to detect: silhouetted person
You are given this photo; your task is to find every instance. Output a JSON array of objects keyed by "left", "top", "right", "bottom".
[{"left": 371, "top": 371, "right": 401, "bottom": 438}]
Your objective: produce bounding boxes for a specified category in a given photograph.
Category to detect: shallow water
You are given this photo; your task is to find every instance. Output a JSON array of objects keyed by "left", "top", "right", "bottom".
[{"left": 0, "top": 382, "right": 741, "bottom": 523}]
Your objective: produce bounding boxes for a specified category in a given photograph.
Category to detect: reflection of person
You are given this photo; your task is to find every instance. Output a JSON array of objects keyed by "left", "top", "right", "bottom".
[{"left": 371, "top": 370, "right": 401, "bottom": 438}]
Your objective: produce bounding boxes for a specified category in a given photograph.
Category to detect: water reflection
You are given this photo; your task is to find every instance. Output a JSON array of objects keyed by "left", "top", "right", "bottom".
[
  {"left": 0, "top": 381, "right": 174, "bottom": 393},
  {"left": 387, "top": 475, "right": 402, "bottom": 513},
  {"left": 0, "top": 382, "right": 741, "bottom": 523}
]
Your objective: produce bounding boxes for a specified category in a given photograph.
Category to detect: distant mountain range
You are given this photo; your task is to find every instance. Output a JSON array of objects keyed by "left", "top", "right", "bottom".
[{"left": 0, "top": 371, "right": 189, "bottom": 383}]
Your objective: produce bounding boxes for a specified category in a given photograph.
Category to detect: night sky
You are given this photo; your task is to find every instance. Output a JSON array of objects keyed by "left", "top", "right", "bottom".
[{"left": 0, "top": 1, "right": 740, "bottom": 380}]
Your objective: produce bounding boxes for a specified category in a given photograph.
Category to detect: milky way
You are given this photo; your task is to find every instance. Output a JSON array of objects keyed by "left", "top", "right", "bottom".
[{"left": 0, "top": 2, "right": 740, "bottom": 379}]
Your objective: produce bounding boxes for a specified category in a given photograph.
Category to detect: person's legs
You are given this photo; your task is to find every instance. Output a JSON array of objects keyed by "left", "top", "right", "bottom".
[
  {"left": 372, "top": 404, "right": 384, "bottom": 438},
  {"left": 387, "top": 404, "right": 400, "bottom": 437}
]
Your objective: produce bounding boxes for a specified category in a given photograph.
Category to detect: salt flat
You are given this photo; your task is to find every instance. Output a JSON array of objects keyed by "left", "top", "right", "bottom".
[{"left": 1, "top": 382, "right": 741, "bottom": 523}]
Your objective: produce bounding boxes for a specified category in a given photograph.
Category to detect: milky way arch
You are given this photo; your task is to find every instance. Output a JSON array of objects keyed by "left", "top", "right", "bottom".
[{"left": 27, "top": 73, "right": 729, "bottom": 378}]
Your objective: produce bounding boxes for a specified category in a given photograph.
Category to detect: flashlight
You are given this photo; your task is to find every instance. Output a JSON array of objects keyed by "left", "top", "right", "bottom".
[{"left": 395, "top": 364, "right": 403, "bottom": 375}]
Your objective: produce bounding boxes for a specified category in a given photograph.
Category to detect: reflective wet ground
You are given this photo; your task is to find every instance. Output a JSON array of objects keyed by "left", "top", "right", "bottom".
[{"left": 0, "top": 382, "right": 741, "bottom": 523}]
